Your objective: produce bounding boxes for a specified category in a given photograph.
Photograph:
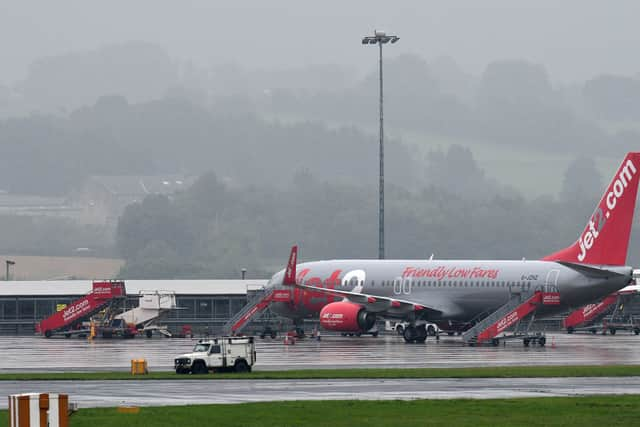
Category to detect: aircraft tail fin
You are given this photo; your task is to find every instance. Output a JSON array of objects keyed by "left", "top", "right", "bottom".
[
  {"left": 542, "top": 152, "right": 640, "bottom": 266},
  {"left": 282, "top": 245, "right": 298, "bottom": 285}
]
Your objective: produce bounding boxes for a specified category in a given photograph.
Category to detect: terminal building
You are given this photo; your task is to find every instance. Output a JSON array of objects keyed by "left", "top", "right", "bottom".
[{"left": 0, "top": 280, "right": 269, "bottom": 335}]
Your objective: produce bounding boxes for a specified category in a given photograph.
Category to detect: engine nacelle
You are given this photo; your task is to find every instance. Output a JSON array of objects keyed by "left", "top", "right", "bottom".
[{"left": 319, "top": 301, "right": 376, "bottom": 332}]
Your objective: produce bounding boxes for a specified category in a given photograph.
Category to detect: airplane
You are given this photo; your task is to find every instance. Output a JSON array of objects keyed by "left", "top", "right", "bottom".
[{"left": 265, "top": 152, "right": 640, "bottom": 343}]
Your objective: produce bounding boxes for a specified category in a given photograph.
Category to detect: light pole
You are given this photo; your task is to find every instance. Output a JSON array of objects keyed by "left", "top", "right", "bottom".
[
  {"left": 362, "top": 30, "right": 399, "bottom": 260},
  {"left": 5, "top": 260, "right": 15, "bottom": 281}
]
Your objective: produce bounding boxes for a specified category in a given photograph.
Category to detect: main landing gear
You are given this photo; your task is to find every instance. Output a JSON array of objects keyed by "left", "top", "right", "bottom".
[{"left": 403, "top": 324, "right": 428, "bottom": 344}]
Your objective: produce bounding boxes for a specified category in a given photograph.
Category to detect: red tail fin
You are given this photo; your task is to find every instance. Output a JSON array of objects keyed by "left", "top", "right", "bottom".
[
  {"left": 283, "top": 245, "right": 298, "bottom": 285},
  {"left": 543, "top": 152, "right": 640, "bottom": 265}
]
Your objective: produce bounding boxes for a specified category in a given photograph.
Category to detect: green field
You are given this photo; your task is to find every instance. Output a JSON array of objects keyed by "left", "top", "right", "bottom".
[
  {"left": 1, "top": 365, "right": 639, "bottom": 381},
  {"left": 394, "top": 128, "right": 621, "bottom": 199},
  {"left": 2, "top": 396, "right": 639, "bottom": 427}
]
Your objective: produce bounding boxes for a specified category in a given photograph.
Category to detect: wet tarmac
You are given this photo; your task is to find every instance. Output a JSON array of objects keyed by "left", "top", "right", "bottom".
[
  {"left": 2, "top": 332, "right": 640, "bottom": 372},
  {"left": 1, "top": 377, "right": 640, "bottom": 408}
]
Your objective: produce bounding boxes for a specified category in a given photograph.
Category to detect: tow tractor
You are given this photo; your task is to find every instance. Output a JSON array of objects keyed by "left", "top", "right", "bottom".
[{"left": 174, "top": 336, "right": 256, "bottom": 374}]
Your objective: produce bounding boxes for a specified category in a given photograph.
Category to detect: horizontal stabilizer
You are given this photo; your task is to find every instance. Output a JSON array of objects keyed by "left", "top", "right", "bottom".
[{"left": 556, "top": 261, "right": 625, "bottom": 278}]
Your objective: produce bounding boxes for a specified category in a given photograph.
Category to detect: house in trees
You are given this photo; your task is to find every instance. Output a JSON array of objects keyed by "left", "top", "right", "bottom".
[{"left": 73, "top": 175, "right": 195, "bottom": 226}]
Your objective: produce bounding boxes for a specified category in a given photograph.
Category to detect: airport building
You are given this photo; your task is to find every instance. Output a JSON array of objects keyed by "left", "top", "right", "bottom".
[{"left": 0, "top": 280, "right": 269, "bottom": 335}]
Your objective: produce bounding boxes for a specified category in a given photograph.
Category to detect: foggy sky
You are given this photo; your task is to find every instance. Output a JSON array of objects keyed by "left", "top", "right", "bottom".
[{"left": 2, "top": 1, "right": 640, "bottom": 85}]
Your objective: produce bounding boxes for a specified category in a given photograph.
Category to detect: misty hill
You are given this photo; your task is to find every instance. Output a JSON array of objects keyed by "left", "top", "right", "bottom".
[
  {"left": 0, "top": 95, "right": 416, "bottom": 196},
  {"left": 15, "top": 42, "right": 178, "bottom": 114}
]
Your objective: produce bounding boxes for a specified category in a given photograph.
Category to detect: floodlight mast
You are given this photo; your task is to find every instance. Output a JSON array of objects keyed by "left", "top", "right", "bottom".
[{"left": 361, "top": 30, "right": 399, "bottom": 260}]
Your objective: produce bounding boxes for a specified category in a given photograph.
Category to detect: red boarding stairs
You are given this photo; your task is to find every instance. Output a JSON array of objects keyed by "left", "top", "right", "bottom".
[
  {"left": 35, "top": 281, "right": 126, "bottom": 338},
  {"left": 462, "top": 288, "right": 560, "bottom": 346},
  {"left": 221, "top": 288, "right": 292, "bottom": 335},
  {"left": 563, "top": 293, "right": 619, "bottom": 332}
]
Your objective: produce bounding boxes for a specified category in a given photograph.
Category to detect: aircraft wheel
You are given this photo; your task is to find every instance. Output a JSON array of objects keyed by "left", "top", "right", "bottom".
[
  {"left": 270, "top": 332, "right": 277, "bottom": 339},
  {"left": 427, "top": 325, "right": 437, "bottom": 336},
  {"left": 567, "top": 327, "right": 574, "bottom": 334},
  {"left": 146, "top": 330, "right": 153, "bottom": 338},
  {"left": 491, "top": 338, "right": 499, "bottom": 346},
  {"left": 447, "top": 332, "right": 455, "bottom": 336},
  {"left": 538, "top": 337, "right": 546, "bottom": 347},
  {"left": 634, "top": 328, "right": 640, "bottom": 336},
  {"left": 403, "top": 326, "right": 417, "bottom": 343},
  {"left": 414, "top": 325, "right": 427, "bottom": 343},
  {"left": 610, "top": 328, "right": 617, "bottom": 335},
  {"left": 523, "top": 338, "right": 530, "bottom": 347},
  {"left": 372, "top": 331, "right": 379, "bottom": 337},
  {"left": 396, "top": 325, "right": 404, "bottom": 335},
  {"left": 591, "top": 329, "right": 597, "bottom": 334},
  {"left": 44, "top": 330, "right": 52, "bottom": 338},
  {"left": 418, "top": 325, "right": 428, "bottom": 338}
]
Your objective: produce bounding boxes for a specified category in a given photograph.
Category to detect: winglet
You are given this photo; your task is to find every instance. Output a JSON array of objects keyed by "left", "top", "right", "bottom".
[{"left": 283, "top": 245, "right": 298, "bottom": 286}]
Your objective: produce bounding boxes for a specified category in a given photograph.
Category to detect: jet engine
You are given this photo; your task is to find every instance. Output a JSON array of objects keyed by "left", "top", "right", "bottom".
[{"left": 319, "top": 301, "right": 376, "bottom": 332}]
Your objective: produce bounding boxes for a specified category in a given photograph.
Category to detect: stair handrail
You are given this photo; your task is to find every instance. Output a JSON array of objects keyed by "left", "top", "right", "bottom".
[
  {"left": 462, "top": 289, "right": 537, "bottom": 342},
  {"left": 221, "top": 287, "right": 274, "bottom": 333}
]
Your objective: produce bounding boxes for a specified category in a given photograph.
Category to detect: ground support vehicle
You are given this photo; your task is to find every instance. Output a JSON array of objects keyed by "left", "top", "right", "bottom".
[
  {"left": 601, "top": 315, "right": 640, "bottom": 335},
  {"left": 35, "top": 281, "right": 126, "bottom": 338},
  {"left": 115, "top": 290, "right": 178, "bottom": 338},
  {"left": 462, "top": 288, "right": 559, "bottom": 347},
  {"left": 174, "top": 336, "right": 256, "bottom": 374},
  {"left": 92, "top": 318, "right": 137, "bottom": 339},
  {"left": 258, "top": 325, "right": 278, "bottom": 339}
]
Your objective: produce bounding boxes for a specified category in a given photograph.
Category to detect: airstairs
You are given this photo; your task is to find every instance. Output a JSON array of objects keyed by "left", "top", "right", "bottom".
[
  {"left": 564, "top": 293, "right": 618, "bottom": 332},
  {"left": 221, "top": 287, "right": 292, "bottom": 335},
  {"left": 602, "top": 292, "right": 640, "bottom": 335},
  {"left": 115, "top": 291, "right": 178, "bottom": 336},
  {"left": 35, "top": 281, "right": 126, "bottom": 338},
  {"left": 462, "top": 287, "right": 560, "bottom": 346}
]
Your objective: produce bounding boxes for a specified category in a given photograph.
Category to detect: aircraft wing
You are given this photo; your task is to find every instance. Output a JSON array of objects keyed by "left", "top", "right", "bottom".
[{"left": 293, "top": 283, "right": 444, "bottom": 317}]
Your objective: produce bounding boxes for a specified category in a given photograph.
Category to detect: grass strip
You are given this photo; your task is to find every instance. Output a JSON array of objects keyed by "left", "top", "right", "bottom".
[
  {"left": 2, "top": 395, "right": 640, "bottom": 427},
  {"left": 0, "top": 365, "right": 639, "bottom": 381}
]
